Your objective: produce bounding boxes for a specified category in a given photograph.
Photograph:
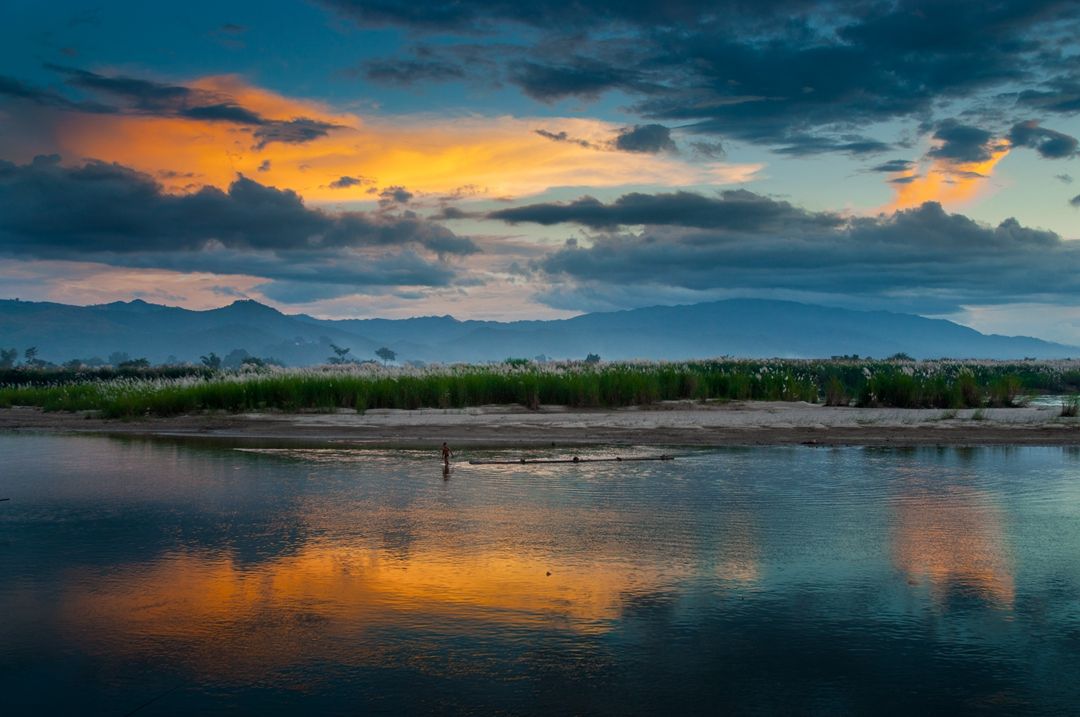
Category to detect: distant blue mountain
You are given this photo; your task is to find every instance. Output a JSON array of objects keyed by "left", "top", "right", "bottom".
[{"left": 0, "top": 297, "right": 1074, "bottom": 365}]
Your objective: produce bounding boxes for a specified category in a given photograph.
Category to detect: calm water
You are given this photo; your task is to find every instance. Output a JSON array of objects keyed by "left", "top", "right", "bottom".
[{"left": 1, "top": 435, "right": 1079, "bottom": 715}]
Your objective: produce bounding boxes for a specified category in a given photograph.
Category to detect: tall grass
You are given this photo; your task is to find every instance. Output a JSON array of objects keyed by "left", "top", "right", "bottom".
[{"left": 0, "top": 359, "right": 1076, "bottom": 418}]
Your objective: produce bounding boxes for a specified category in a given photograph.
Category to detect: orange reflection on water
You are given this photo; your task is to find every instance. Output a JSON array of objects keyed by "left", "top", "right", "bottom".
[
  {"left": 891, "top": 487, "right": 1014, "bottom": 607},
  {"left": 57, "top": 538, "right": 700, "bottom": 679},
  {"left": 714, "top": 510, "right": 760, "bottom": 584}
]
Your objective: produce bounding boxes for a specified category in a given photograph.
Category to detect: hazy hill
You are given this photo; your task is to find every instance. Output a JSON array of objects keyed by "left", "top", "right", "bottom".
[{"left": 0, "top": 298, "right": 1074, "bottom": 365}]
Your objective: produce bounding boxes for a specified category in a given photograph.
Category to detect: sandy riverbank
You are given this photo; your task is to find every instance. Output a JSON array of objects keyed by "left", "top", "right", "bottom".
[{"left": 2, "top": 402, "right": 1079, "bottom": 447}]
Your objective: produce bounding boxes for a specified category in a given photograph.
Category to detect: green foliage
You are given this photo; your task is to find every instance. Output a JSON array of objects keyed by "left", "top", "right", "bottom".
[
  {"left": 200, "top": 352, "right": 221, "bottom": 370},
  {"left": 1, "top": 359, "right": 1077, "bottom": 418},
  {"left": 584, "top": 353, "right": 601, "bottom": 364},
  {"left": 328, "top": 343, "right": 354, "bottom": 365},
  {"left": 375, "top": 347, "right": 396, "bottom": 364},
  {"left": 1062, "top": 397, "right": 1080, "bottom": 418}
]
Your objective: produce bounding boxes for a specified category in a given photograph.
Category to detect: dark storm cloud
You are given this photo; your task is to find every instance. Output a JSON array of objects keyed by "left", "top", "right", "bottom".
[
  {"left": 0, "top": 156, "right": 475, "bottom": 258},
  {"left": 613, "top": 124, "right": 676, "bottom": 153},
  {"left": 1071, "top": 194, "right": 1080, "bottom": 208},
  {"left": 510, "top": 59, "right": 639, "bottom": 102},
  {"left": 321, "top": 1, "right": 1080, "bottom": 155},
  {"left": 927, "top": 121, "right": 998, "bottom": 163},
  {"left": 1017, "top": 79, "right": 1080, "bottom": 114},
  {"left": 533, "top": 199, "right": 1080, "bottom": 311},
  {"left": 489, "top": 190, "right": 843, "bottom": 231},
  {"left": 870, "top": 159, "right": 915, "bottom": 173},
  {"left": 318, "top": 0, "right": 853, "bottom": 32},
  {"left": 1007, "top": 120, "right": 1079, "bottom": 159}
]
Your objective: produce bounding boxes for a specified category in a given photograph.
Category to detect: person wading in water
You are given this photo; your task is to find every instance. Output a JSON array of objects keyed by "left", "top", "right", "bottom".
[{"left": 441, "top": 442, "right": 454, "bottom": 469}]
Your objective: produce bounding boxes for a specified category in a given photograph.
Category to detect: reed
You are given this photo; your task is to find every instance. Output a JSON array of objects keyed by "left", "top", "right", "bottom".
[{"left": 0, "top": 359, "right": 1075, "bottom": 417}]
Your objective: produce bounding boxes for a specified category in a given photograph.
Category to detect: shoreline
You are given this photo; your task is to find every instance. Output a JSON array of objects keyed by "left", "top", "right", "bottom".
[{"left": 2, "top": 402, "right": 1078, "bottom": 448}]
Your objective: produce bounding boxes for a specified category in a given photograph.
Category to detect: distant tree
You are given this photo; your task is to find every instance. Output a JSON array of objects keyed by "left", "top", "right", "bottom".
[
  {"left": 240, "top": 356, "right": 267, "bottom": 369},
  {"left": 584, "top": 353, "right": 601, "bottom": 364},
  {"left": 108, "top": 351, "right": 131, "bottom": 366},
  {"left": 200, "top": 352, "right": 222, "bottom": 370},
  {"left": 887, "top": 352, "right": 914, "bottom": 361},
  {"left": 375, "top": 347, "right": 397, "bottom": 364},
  {"left": 328, "top": 343, "right": 353, "bottom": 365},
  {"left": 62, "top": 359, "right": 84, "bottom": 371},
  {"left": 118, "top": 358, "right": 150, "bottom": 370},
  {"left": 24, "top": 346, "right": 38, "bottom": 364},
  {"left": 534, "top": 354, "right": 548, "bottom": 363},
  {"left": 223, "top": 348, "right": 251, "bottom": 369},
  {"left": 0, "top": 348, "right": 16, "bottom": 369}
]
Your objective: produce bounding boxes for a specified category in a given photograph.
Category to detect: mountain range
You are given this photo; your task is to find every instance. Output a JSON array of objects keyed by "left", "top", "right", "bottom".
[{"left": 0, "top": 297, "right": 1075, "bottom": 365}]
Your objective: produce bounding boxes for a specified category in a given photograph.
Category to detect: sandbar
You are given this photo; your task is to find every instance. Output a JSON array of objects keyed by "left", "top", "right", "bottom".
[{"left": 2, "top": 402, "right": 1078, "bottom": 447}]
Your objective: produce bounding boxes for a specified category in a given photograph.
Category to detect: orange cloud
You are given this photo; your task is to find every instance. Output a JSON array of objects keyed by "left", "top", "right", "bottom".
[
  {"left": 40, "top": 75, "right": 761, "bottom": 202},
  {"left": 884, "top": 147, "right": 1010, "bottom": 212}
]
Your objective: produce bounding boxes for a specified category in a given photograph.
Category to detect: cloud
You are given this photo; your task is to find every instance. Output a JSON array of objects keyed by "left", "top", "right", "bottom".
[
  {"left": 489, "top": 190, "right": 843, "bottom": 231},
  {"left": 8, "top": 66, "right": 343, "bottom": 151},
  {"left": 534, "top": 129, "right": 597, "bottom": 149},
  {"left": 321, "top": 1, "right": 1080, "bottom": 155},
  {"left": 378, "top": 185, "right": 414, "bottom": 204},
  {"left": 613, "top": 124, "right": 676, "bottom": 154},
  {"left": 871, "top": 159, "right": 915, "bottom": 173},
  {"left": 510, "top": 59, "right": 640, "bottom": 102},
  {"left": 328, "top": 175, "right": 373, "bottom": 189},
  {"left": 1071, "top": 194, "right": 1080, "bottom": 208},
  {"left": 48, "top": 64, "right": 193, "bottom": 112},
  {"left": 772, "top": 136, "right": 890, "bottom": 157},
  {"left": 0, "top": 74, "right": 114, "bottom": 113},
  {"left": 1007, "top": 120, "right": 1079, "bottom": 159},
  {"left": 689, "top": 141, "right": 725, "bottom": 160},
  {"left": 252, "top": 118, "right": 339, "bottom": 149},
  {"left": 1056, "top": 174, "right": 1073, "bottom": 184},
  {"left": 1017, "top": 78, "right": 1080, "bottom": 114},
  {"left": 1, "top": 73, "right": 760, "bottom": 202},
  {"left": 0, "top": 157, "right": 478, "bottom": 300},
  {"left": 180, "top": 103, "right": 264, "bottom": 124},
  {"left": 362, "top": 59, "right": 466, "bottom": 85},
  {"left": 533, "top": 198, "right": 1080, "bottom": 313},
  {"left": 927, "top": 121, "right": 1000, "bottom": 163}
]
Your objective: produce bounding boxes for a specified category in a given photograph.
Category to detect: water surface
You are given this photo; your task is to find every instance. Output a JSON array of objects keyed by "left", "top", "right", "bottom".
[{"left": 1, "top": 434, "right": 1079, "bottom": 714}]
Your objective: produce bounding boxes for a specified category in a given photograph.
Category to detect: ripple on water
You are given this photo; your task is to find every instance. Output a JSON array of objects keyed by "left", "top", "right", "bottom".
[{"left": 2, "top": 437, "right": 1080, "bottom": 713}]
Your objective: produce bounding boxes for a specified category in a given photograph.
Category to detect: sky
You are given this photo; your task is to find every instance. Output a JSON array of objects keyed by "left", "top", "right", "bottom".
[{"left": 2, "top": 1, "right": 1080, "bottom": 342}]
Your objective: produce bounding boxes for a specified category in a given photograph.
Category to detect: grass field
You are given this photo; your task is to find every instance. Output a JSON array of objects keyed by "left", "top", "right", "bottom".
[{"left": 2, "top": 359, "right": 1079, "bottom": 418}]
